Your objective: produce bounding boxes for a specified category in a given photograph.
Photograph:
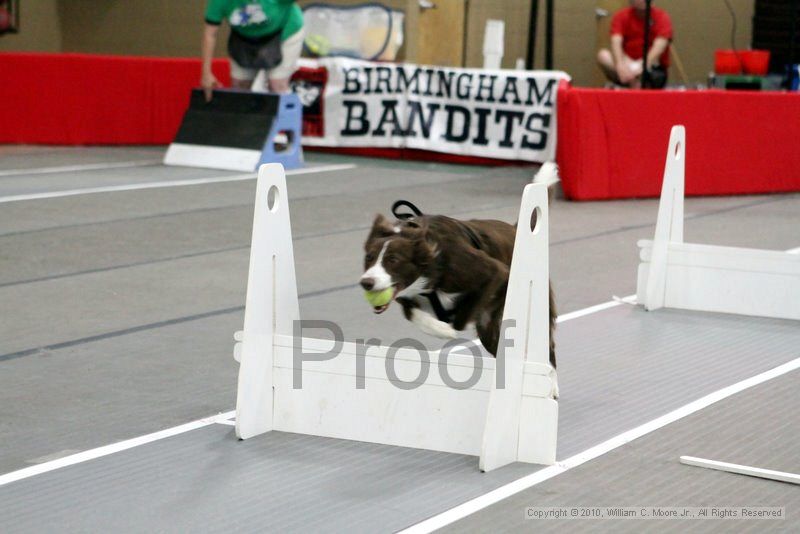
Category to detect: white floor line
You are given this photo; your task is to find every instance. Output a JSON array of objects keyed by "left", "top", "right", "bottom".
[
  {"left": 215, "top": 419, "right": 237, "bottom": 427},
  {"left": 787, "top": 246, "right": 800, "bottom": 255},
  {"left": 401, "top": 357, "right": 800, "bottom": 533},
  {"left": 0, "top": 163, "right": 356, "bottom": 204},
  {"left": 0, "top": 159, "right": 163, "bottom": 177},
  {"left": 556, "top": 294, "right": 636, "bottom": 323},
  {"left": 0, "top": 410, "right": 235, "bottom": 488}
]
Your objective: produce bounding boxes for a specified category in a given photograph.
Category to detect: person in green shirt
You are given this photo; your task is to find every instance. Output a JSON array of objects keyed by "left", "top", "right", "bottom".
[{"left": 201, "top": 0, "right": 304, "bottom": 99}]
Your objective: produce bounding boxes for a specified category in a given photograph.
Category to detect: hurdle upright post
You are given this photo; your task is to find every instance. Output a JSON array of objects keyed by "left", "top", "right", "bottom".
[
  {"left": 235, "top": 164, "right": 300, "bottom": 439},
  {"left": 644, "top": 125, "right": 685, "bottom": 311},
  {"left": 480, "top": 182, "right": 557, "bottom": 471}
]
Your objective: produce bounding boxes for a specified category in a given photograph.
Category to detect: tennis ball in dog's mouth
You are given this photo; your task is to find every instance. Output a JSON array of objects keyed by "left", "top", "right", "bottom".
[{"left": 364, "top": 287, "right": 394, "bottom": 308}]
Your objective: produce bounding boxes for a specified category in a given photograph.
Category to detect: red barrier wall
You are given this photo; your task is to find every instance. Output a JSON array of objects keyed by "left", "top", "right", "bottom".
[
  {"left": 556, "top": 82, "right": 800, "bottom": 200},
  {"left": 0, "top": 53, "right": 230, "bottom": 145},
  {"left": 5, "top": 53, "right": 800, "bottom": 196}
]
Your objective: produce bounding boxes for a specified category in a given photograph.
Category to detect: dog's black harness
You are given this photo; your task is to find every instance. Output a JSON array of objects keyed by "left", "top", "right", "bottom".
[{"left": 391, "top": 200, "right": 483, "bottom": 323}]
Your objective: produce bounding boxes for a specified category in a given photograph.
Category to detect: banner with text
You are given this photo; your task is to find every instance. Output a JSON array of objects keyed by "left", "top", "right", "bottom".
[{"left": 292, "top": 58, "right": 569, "bottom": 162}]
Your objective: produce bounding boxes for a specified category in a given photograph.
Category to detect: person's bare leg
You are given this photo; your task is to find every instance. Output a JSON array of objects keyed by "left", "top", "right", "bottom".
[
  {"left": 231, "top": 78, "right": 252, "bottom": 90},
  {"left": 597, "top": 48, "right": 620, "bottom": 84},
  {"left": 268, "top": 78, "right": 290, "bottom": 93}
]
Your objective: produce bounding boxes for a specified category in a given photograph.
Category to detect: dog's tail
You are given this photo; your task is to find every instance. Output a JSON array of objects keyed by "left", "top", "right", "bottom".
[
  {"left": 532, "top": 161, "right": 560, "bottom": 187},
  {"left": 533, "top": 162, "right": 560, "bottom": 204}
]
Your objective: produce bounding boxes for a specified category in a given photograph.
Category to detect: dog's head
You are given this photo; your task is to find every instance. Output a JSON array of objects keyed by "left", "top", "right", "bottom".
[{"left": 360, "top": 214, "right": 436, "bottom": 314}]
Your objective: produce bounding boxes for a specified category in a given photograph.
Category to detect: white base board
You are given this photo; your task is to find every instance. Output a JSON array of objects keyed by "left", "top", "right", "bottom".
[
  {"left": 267, "top": 335, "right": 555, "bottom": 457},
  {"left": 164, "top": 143, "right": 261, "bottom": 172},
  {"left": 638, "top": 241, "right": 800, "bottom": 320}
]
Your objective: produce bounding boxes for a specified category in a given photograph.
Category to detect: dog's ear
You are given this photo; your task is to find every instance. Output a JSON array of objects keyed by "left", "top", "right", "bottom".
[
  {"left": 368, "top": 213, "right": 396, "bottom": 239},
  {"left": 408, "top": 223, "right": 437, "bottom": 268},
  {"left": 413, "top": 236, "right": 437, "bottom": 268},
  {"left": 399, "top": 216, "right": 428, "bottom": 235}
]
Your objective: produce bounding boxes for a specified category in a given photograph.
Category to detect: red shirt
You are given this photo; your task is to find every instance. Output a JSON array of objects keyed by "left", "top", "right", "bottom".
[{"left": 610, "top": 7, "right": 673, "bottom": 68}]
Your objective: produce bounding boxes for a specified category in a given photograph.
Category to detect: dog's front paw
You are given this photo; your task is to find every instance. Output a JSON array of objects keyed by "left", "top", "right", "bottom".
[{"left": 411, "top": 309, "right": 459, "bottom": 339}]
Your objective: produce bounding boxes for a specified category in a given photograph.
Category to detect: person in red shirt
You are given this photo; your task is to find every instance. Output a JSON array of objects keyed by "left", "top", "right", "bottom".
[{"left": 597, "top": 0, "right": 673, "bottom": 88}]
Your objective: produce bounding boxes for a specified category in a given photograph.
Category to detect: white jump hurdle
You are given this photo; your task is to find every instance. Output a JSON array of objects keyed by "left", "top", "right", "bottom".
[
  {"left": 232, "top": 164, "right": 558, "bottom": 472},
  {"left": 638, "top": 125, "right": 800, "bottom": 320}
]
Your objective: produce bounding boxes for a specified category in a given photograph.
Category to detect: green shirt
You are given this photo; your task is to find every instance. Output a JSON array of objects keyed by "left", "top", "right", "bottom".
[{"left": 205, "top": 0, "right": 303, "bottom": 40}]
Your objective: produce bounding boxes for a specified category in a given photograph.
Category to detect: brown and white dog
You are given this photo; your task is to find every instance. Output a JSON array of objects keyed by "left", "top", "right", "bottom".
[{"left": 359, "top": 163, "right": 558, "bottom": 370}]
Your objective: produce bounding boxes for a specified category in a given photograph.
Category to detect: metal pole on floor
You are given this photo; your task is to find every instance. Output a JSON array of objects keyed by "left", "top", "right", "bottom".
[{"left": 681, "top": 456, "right": 800, "bottom": 485}]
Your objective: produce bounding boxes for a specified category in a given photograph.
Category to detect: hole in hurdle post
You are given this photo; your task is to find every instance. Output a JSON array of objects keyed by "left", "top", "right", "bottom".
[
  {"left": 267, "top": 185, "right": 279, "bottom": 212},
  {"left": 529, "top": 206, "right": 542, "bottom": 234},
  {"left": 674, "top": 141, "right": 681, "bottom": 159}
]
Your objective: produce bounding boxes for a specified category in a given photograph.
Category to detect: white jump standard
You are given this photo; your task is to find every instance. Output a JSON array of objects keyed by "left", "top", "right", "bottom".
[
  {"left": 233, "top": 164, "right": 558, "bottom": 472},
  {"left": 638, "top": 125, "right": 800, "bottom": 321}
]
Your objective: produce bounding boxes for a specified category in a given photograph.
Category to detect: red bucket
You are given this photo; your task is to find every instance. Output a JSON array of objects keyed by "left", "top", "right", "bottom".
[
  {"left": 714, "top": 49, "right": 741, "bottom": 74},
  {"left": 740, "top": 49, "right": 771, "bottom": 75}
]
